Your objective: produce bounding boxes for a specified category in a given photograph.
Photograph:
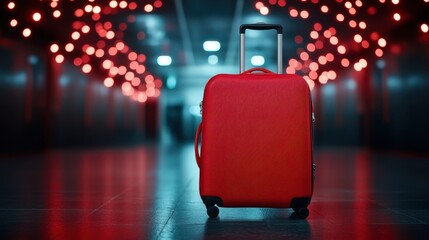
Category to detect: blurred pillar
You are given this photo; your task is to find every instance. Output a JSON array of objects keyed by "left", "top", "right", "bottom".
[{"left": 144, "top": 99, "right": 159, "bottom": 140}]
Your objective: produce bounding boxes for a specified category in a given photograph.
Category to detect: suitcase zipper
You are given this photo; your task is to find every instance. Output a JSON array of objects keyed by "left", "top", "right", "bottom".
[{"left": 199, "top": 101, "right": 203, "bottom": 115}]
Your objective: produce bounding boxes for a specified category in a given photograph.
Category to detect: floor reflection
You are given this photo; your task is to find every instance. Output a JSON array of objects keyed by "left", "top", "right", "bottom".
[{"left": 0, "top": 145, "right": 429, "bottom": 239}]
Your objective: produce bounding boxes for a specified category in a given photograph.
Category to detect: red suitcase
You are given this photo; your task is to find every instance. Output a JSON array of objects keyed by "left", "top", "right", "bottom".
[{"left": 194, "top": 24, "right": 315, "bottom": 219}]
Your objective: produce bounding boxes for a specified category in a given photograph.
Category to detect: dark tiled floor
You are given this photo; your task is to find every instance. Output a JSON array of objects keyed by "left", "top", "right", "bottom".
[{"left": 0, "top": 144, "right": 429, "bottom": 239}]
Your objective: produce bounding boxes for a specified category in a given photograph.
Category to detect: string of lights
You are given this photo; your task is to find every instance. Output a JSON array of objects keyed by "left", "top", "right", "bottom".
[
  {"left": 5, "top": 0, "right": 164, "bottom": 103},
  {"left": 255, "top": 0, "right": 429, "bottom": 90}
]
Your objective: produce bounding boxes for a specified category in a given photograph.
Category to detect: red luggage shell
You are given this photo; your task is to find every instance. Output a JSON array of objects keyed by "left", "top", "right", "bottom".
[
  {"left": 195, "top": 24, "right": 314, "bottom": 218},
  {"left": 197, "top": 69, "right": 313, "bottom": 208}
]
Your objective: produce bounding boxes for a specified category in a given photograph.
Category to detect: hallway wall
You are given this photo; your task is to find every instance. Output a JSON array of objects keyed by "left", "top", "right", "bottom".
[{"left": 0, "top": 39, "right": 148, "bottom": 153}]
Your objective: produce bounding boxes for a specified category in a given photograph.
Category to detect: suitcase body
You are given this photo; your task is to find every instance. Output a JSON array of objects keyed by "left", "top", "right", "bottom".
[{"left": 195, "top": 24, "right": 314, "bottom": 219}]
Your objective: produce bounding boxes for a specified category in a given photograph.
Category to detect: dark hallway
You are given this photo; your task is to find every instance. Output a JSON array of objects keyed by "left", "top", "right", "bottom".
[{"left": 1, "top": 0, "right": 429, "bottom": 239}]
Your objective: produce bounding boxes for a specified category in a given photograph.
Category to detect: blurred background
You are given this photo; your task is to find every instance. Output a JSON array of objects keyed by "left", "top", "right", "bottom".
[{"left": 1, "top": 0, "right": 429, "bottom": 153}]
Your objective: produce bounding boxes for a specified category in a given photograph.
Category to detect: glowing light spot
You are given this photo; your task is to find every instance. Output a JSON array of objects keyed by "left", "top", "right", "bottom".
[
  {"left": 349, "top": 7, "right": 356, "bottom": 15},
  {"left": 106, "top": 31, "right": 115, "bottom": 39},
  {"left": 55, "top": 54, "right": 64, "bottom": 64},
  {"left": 84, "top": 5, "right": 93, "bottom": 13},
  {"left": 321, "top": 5, "right": 329, "bottom": 13},
  {"left": 33, "top": 12, "right": 42, "bottom": 22},
  {"left": 154, "top": 0, "right": 163, "bottom": 8},
  {"left": 82, "top": 64, "right": 92, "bottom": 73},
  {"left": 329, "top": 36, "right": 339, "bottom": 45},
  {"left": 337, "top": 45, "right": 346, "bottom": 54},
  {"left": 71, "top": 31, "right": 81, "bottom": 40},
  {"left": 10, "top": 19, "right": 18, "bottom": 27},
  {"left": 8, "top": 2, "right": 15, "bottom": 9},
  {"left": 122, "top": 82, "right": 132, "bottom": 93},
  {"left": 359, "top": 59, "right": 368, "bottom": 68},
  {"left": 349, "top": 20, "right": 357, "bottom": 28},
  {"left": 74, "top": 58, "right": 83, "bottom": 66},
  {"left": 375, "top": 48, "right": 384, "bottom": 57},
  {"left": 355, "top": 0, "right": 363, "bottom": 7},
  {"left": 136, "top": 65, "right": 146, "bottom": 74},
  {"left": 109, "top": 47, "right": 118, "bottom": 56},
  {"left": 128, "top": 52, "right": 138, "bottom": 61},
  {"left": 345, "top": 1, "right": 352, "bottom": 8},
  {"left": 260, "top": 6, "right": 269, "bottom": 15},
  {"left": 315, "top": 40, "right": 324, "bottom": 49},
  {"left": 314, "top": 23, "right": 322, "bottom": 31},
  {"left": 50, "top": 44, "right": 59, "bottom": 53},
  {"left": 307, "top": 43, "right": 316, "bottom": 52},
  {"left": 359, "top": 21, "right": 367, "bottom": 29},
  {"left": 125, "top": 72, "right": 135, "bottom": 81},
  {"left": 310, "top": 31, "right": 319, "bottom": 39},
  {"left": 319, "top": 74, "right": 328, "bottom": 84},
  {"left": 145, "top": 75, "right": 154, "bottom": 83},
  {"left": 50, "top": 2, "right": 58, "bottom": 8},
  {"left": 300, "top": 10, "right": 309, "bottom": 19},
  {"left": 378, "top": 38, "right": 387, "bottom": 47},
  {"left": 309, "top": 71, "right": 318, "bottom": 80},
  {"left": 290, "top": 9, "right": 299, "bottom": 17},
  {"left": 102, "top": 60, "right": 113, "bottom": 69},
  {"left": 300, "top": 52, "right": 309, "bottom": 61},
  {"left": 53, "top": 10, "right": 61, "bottom": 18},
  {"left": 361, "top": 40, "right": 370, "bottom": 48},
  {"left": 336, "top": 14, "right": 345, "bottom": 22},
  {"left": 354, "top": 62, "right": 362, "bottom": 71},
  {"left": 86, "top": 46, "right": 95, "bottom": 55},
  {"left": 93, "top": 6, "right": 101, "bottom": 14},
  {"left": 326, "top": 53, "right": 334, "bottom": 62},
  {"left": 393, "top": 13, "right": 401, "bottom": 21},
  {"left": 370, "top": 32, "right": 380, "bottom": 41},
  {"left": 144, "top": 4, "right": 153, "bottom": 12},
  {"left": 22, "top": 28, "right": 31, "bottom": 37},
  {"left": 138, "top": 54, "right": 146, "bottom": 63},
  {"left": 392, "top": 0, "right": 399, "bottom": 4},
  {"left": 421, "top": 23, "right": 429, "bottom": 33},
  {"left": 136, "top": 92, "right": 147, "bottom": 103},
  {"left": 255, "top": 2, "right": 264, "bottom": 9},
  {"left": 116, "top": 66, "right": 126, "bottom": 75},
  {"left": 109, "top": 1, "right": 118, "bottom": 8},
  {"left": 75, "top": 9, "right": 84, "bottom": 17},
  {"left": 309, "top": 62, "right": 319, "bottom": 71},
  {"left": 132, "top": 77, "right": 141, "bottom": 86},
  {"left": 109, "top": 67, "right": 118, "bottom": 76},
  {"left": 286, "top": 67, "right": 296, "bottom": 74},
  {"left": 318, "top": 56, "right": 327, "bottom": 65},
  {"left": 328, "top": 71, "right": 337, "bottom": 80},
  {"left": 95, "top": 49, "right": 104, "bottom": 58},
  {"left": 104, "top": 77, "right": 114, "bottom": 88},
  {"left": 323, "top": 30, "right": 332, "bottom": 38},
  {"left": 81, "top": 25, "right": 90, "bottom": 34},
  {"left": 119, "top": 1, "right": 128, "bottom": 8},
  {"left": 341, "top": 58, "right": 350, "bottom": 67},
  {"left": 354, "top": 34, "right": 363, "bottom": 43}
]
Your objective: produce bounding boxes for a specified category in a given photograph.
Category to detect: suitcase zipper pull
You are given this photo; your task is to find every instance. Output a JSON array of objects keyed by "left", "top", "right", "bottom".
[{"left": 199, "top": 101, "right": 203, "bottom": 115}]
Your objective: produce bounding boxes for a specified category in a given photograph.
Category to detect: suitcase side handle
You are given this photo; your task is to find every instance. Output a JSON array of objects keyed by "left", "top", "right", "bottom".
[
  {"left": 240, "top": 23, "right": 283, "bottom": 74},
  {"left": 195, "top": 123, "right": 202, "bottom": 168}
]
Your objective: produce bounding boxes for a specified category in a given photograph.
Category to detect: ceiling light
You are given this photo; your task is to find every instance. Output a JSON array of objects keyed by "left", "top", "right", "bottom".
[
  {"left": 203, "top": 41, "right": 220, "bottom": 52},
  {"left": 157, "top": 55, "right": 172, "bottom": 66},
  {"left": 208, "top": 55, "right": 218, "bottom": 65},
  {"left": 251, "top": 56, "right": 265, "bottom": 66}
]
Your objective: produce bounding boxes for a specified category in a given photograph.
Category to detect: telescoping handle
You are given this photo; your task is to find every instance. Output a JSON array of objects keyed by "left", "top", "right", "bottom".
[{"left": 240, "top": 23, "right": 283, "bottom": 74}]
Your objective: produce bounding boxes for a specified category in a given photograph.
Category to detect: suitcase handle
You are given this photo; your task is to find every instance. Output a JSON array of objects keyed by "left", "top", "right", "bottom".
[
  {"left": 241, "top": 67, "right": 274, "bottom": 74},
  {"left": 194, "top": 123, "right": 202, "bottom": 168},
  {"left": 240, "top": 23, "right": 283, "bottom": 74}
]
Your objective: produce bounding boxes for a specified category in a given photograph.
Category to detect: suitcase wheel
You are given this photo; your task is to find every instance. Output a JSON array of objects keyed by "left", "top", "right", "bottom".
[
  {"left": 207, "top": 206, "right": 219, "bottom": 218},
  {"left": 293, "top": 207, "right": 309, "bottom": 219}
]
